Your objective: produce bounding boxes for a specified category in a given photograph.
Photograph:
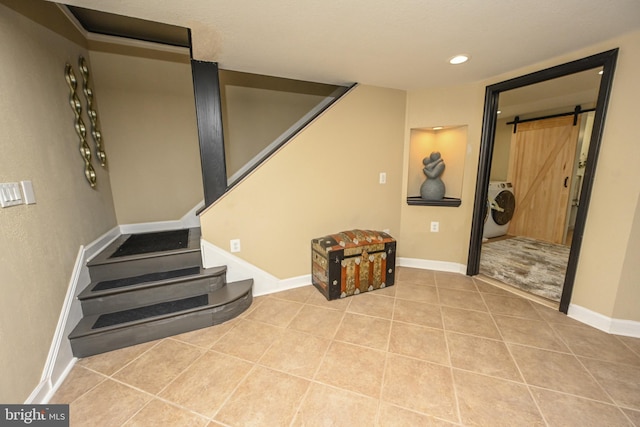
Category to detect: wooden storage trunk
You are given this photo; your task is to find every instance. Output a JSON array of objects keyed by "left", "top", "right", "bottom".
[{"left": 311, "top": 230, "right": 396, "bottom": 300}]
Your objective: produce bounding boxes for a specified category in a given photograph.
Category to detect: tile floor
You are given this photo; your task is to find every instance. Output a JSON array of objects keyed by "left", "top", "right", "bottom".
[{"left": 51, "top": 267, "right": 640, "bottom": 426}]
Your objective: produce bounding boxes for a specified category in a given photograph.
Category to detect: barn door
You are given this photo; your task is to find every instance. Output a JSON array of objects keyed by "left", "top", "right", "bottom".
[{"left": 507, "top": 116, "right": 580, "bottom": 244}]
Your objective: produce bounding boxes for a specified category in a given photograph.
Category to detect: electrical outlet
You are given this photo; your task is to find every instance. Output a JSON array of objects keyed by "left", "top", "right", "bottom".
[
  {"left": 379, "top": 172, "right": 386, "bottom": 184},
  {"left": 230, "top": 239, "right": 241, "bottom": 253},
  {"left": 430, "top": 221, "right": 439, "bottom": 232}
]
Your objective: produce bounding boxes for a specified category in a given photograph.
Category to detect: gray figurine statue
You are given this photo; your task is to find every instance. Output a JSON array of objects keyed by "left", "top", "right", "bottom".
[{"left": 420, "top": 152, "right": 446, "bottom": 200}]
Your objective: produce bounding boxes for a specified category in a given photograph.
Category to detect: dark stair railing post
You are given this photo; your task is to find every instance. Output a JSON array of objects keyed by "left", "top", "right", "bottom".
[{"left": 191, "top": 60, "right": 227, "bottom": 208}]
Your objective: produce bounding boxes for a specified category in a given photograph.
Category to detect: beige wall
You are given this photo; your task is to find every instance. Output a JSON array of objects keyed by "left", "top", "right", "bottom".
[
  {"left": 89, "top": 52, "right": 203, "bottom": 224},
  {"left": 564, "top": 31, "right": 640, "bottom": 320},
  {"left": 490, "top": 117, "right": 512, "bottom": 181},
  {"left": 200, "top": 85, "right": 406, "bottom": 278},
  {"left": 400, "top": 84, "right": 485, "bottom": 263},
  {"left": 614, "top": 193, "right": 640, "bottom": 320},
  {"left": 0, "top": 1, "right": 117, "bottom": 402},
  {"left": 220, "top": 75, "right": 332, "bottom": 178}
]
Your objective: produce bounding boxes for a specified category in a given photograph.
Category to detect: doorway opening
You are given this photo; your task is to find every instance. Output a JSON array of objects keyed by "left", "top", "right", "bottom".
[{"left": 467, "top": 49, "right": 618, "bottom": 313}]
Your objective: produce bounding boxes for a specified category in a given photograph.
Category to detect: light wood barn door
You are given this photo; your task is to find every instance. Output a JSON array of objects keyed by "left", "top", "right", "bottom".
[{"left": 507, "top": 116, "right": 580, "bottom": 244}]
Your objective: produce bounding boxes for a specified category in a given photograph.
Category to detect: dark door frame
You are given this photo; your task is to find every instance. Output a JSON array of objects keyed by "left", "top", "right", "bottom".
[{"left": 466, "top": 49, "right": 619, "bottom": 313}]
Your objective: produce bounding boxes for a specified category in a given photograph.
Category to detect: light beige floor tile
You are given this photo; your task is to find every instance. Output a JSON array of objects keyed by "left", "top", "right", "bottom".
[
  {"left": 214, "top": 366, "right": 309, "bottom": 426},
  {"left": 395, "top": 282, "right": 439, "bottom": 304},
  {"left": 70, "top": 379, "right": 152, "bottom": 427},
  {"left": 382, "top": 354, "right": 457, "bottom": 422},
  {"left": 530, "top": 387, "right": 632, "bottom": 427},
  {"left": 347, "top": 293, "right": 395, "bottom": 319},
  {"left": 393, "top": 299, "right": 442, "bottom": 329},
  {"left": 389, "top": 322, "right": 449, "bottom": 365},
  {"left": 259, "top": 329, "right": 330, "bottom": 378},
  {"left": 435, "top": 271, "right": 478, "bottom": 291},
  {"left": 396, "top": 267, "right": 435, "bottom": 285},
  {"left": 171, "top": 319, "right": 238, "bottom": 349},
  {"left": 49, "top": 366, "right": 106, "bottom": 404},
  {"left": 580, "top": 357, "right": 640, "bottom": 410},
  {"left": 446, "top": 332, "right": 521, "bottom": 381},
  {"left": 270, "top": 285, "right": 315, "bottom": 303},
  {"left": 453, "top": 369, "right": 544, "bottom": 426},
  {"left": 375, "top": 283, "right": 397, "bottom": 297},
  {"left": 552, "top": 324, "right": 640, "bottom": 366},
  {"left": 493, "top": 314, "right": 570, "bottom": 352},
  {"left": 530, "top": 303, "right": 587, "bottom": 328},
  {"left": 508, "top": 344, "right": 611, "bottom": 402},
  {"left": 122, "top": 399, "right": 209, "bottom": 427},
  {"left": 159, "top": 351, "right": 253, "bottom": 418},
  {"left": 482, "top": 293, "right": 543, "bottom": 320},
  {"left": 113, "top": 339, "right": 205, "bottom": 394},
  {"left": 438, "top": 288, "right": 487, "bottom": 311},
  {"left": 245, "top": 297, "right": 304, "bottom": 327},
  {"left": 623, "top": 408, "right": 640, "bottom": 425},
  {"left": 315, "top": 341, "right": 386, "bottom": 398},
  {"left": 292, "top": 383, "right": 378, "bottom": 426},
  {"left": 474, "top": 279, "right": 518, "bottom": 297},
  {"left": 76, "top": 340, "right": 158, "bottom": 376},
  {"left": 618, "top": 335, "right": 640, "bottom": 357},
  {"left": 334, "top": 312, "right": 391, "bottom": 351},
  {"left": 306, "top": 289, "right": 352, "bottom": 310},
  {"left": 237, "top": 294, "right": 267, "bottom": 318},
  {"left": 211, "top": 318, "right": 283, "bottom": 362},
  {"left": 441, "top": 306, "right": 501, "bottom": 339},
  {"left": 377, "top": 403, "right": 458, "bottom": 426},
  {"left": 287, "top": 304, "right": 345, "bottom": 339}
]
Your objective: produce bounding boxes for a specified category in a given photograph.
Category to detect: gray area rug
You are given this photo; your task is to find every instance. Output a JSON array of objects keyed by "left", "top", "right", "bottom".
[{"left": 479, "top": 236, "right": 569, "bottom": 301}]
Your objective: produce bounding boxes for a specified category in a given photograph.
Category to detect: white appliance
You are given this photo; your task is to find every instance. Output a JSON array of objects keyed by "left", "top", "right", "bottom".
[{"left": 483, "top": 181, "right": 516, "bottom": 239}]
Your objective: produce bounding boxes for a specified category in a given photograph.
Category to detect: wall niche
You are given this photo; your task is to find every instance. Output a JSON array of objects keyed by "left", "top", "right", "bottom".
[{"left": 407, "top": 125, "right": 467, "bottom": 206}]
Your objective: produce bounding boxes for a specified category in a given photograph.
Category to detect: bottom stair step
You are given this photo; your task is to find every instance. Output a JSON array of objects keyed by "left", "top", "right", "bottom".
[{"left": 69, "top": 279, "right": 253, "bottom": 358}]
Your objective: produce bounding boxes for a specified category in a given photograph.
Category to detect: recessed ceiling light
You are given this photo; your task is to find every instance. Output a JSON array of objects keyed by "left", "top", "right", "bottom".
[
  {"left": 449, "top": 54, "right": 469, "bottom": 65},
  {"left": 497, "top": 110, "right": 502, "bottom": 115},
  {"left": 433, "top": 126, "right": 444, "bottom": 130},
  {"left": 598, "top": 70, "right": 604, "bottom": 75}
]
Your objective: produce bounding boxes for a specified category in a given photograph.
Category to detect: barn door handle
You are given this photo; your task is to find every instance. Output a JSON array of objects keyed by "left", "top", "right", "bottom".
[{"left": 564, "top": 177, "right": 569, "bottom": 188}]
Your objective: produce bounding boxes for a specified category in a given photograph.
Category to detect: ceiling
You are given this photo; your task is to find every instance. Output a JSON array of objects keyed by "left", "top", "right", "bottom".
[{"left": 55, "top": 0, "right": 640, "bottom": 91}]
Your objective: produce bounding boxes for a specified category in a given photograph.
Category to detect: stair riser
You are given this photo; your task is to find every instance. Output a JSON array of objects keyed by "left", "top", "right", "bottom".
[
  {"left": 70, "top": 291, "right": 252, "bottom": 358},
  {"left": 81, "top": 275, "right": 226, "bottom": 316},
  {"left": 88, "top": 251, "right": 201, "bottom": 282}
]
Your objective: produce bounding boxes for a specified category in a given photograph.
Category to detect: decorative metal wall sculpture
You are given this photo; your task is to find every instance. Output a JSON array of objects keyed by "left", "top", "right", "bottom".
[
  {"left": 65, "top": 63, "right": 97, "bottom": 188},
  {"left": 79, "top": 56, "right": 107, "bottom": 167}
]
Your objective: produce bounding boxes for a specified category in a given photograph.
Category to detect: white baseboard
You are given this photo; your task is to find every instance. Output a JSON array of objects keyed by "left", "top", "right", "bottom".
[
  {"left": 568, "top": 304, "right": 640, "bottom": 338},
  {"left": 27, "top": 226, "right": 121, "bottom": 404},
  {"left": 119, "top": 201, "right": 204, "bottom": 234},
  {"left": 397, "top": 257, "right": 466, "bottom": 274}
]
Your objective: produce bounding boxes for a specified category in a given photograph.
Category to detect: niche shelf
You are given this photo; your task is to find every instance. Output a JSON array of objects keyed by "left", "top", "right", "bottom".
[
  {"left": 406, "top": 196, "right": 461, "bottom": 207},
  {"left": 406, "top": 125, "right": 467, "bottom": 207}
]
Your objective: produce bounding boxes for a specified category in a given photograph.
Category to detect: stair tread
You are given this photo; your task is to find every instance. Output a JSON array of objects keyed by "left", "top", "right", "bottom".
[
  {"left": 70, "top": 279, "right": 253, "bottom": 339},
  {"left": 87, "top": 228, "right": 201, "bottom": 267},
  {"left": 79, "top": 265, "right": 227, "bottom": 300}
]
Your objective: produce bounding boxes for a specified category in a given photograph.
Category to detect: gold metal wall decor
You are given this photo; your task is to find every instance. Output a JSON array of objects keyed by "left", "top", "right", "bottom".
[
  {"left": 65, "top": 63, "right": 97, "bottom": 188},
  {"left": 79, "top": 56, "right": 107, "bottom": 167}
]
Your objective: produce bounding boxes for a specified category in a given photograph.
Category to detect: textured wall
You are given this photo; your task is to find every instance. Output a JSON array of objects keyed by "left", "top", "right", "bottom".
[
  {"left": 200, "top": 85, "right": 406, "bottom": 279},
  {"left": 89, "top": 52, "right": 203, "bottom": 224},
  {"left": 0, "top": 2, "right": 117, "bottom": 402}
]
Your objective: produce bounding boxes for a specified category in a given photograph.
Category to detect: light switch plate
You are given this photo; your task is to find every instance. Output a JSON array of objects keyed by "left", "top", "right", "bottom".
[
  {"left": 0, "top": 182, "right": 22, "bottom": 208},
  {"left": 21, "top": 180, "right": 36, "bottom": 204}
]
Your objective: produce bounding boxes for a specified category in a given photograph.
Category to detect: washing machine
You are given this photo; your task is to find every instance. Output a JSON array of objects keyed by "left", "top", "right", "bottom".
[{"left": 483, "top": 181, "right": 516, "bottom": 239}]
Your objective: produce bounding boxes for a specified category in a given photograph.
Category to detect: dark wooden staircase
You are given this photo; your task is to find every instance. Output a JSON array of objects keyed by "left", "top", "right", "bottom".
[{"left": 69, "top": 228, "right": 252, "bottom": 357}]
